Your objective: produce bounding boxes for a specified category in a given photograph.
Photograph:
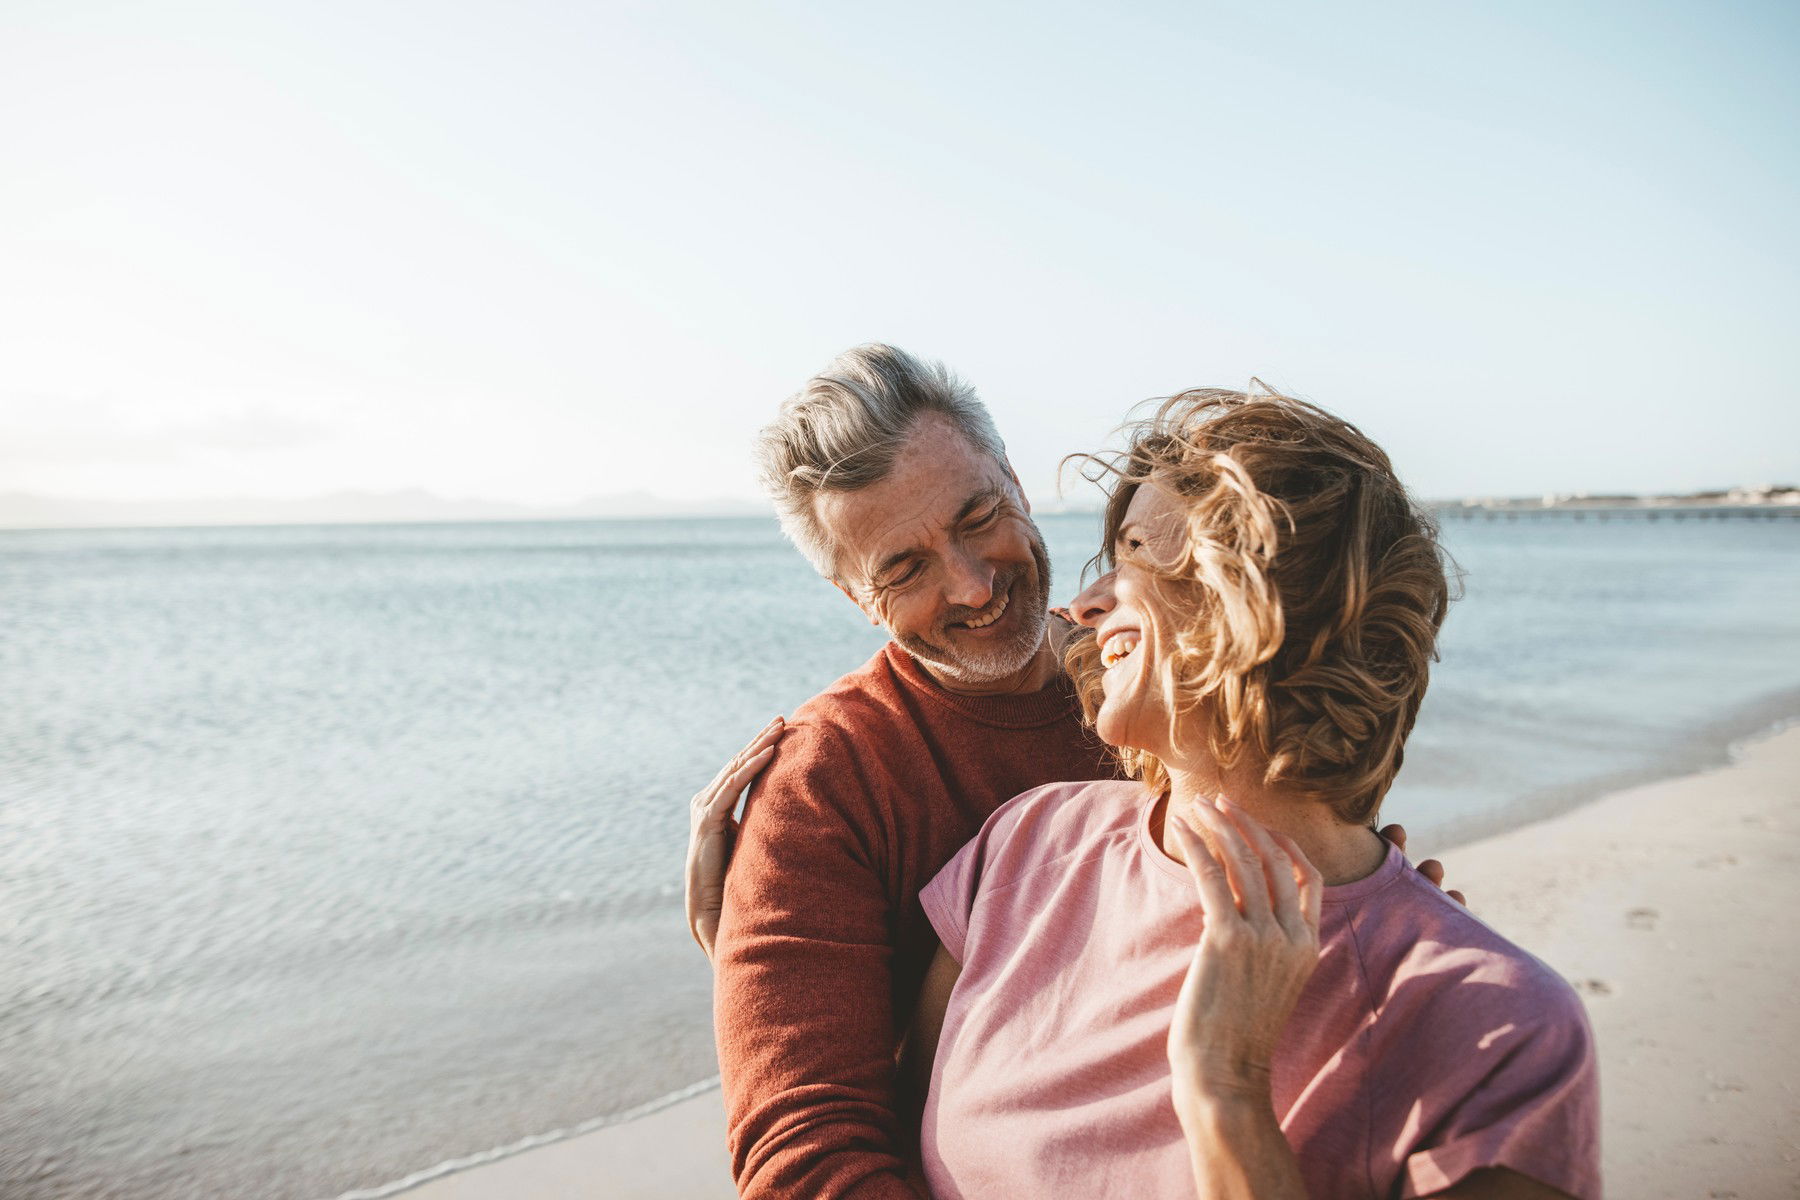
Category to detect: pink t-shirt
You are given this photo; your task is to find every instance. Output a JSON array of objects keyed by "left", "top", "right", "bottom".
[{"left": 918, "top": 779, "right": 1600, "bottom": 1200}]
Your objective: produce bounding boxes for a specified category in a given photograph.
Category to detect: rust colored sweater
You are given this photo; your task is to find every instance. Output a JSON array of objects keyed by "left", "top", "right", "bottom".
[{"left": 714, "top": 641, "right": 1119, "bottom": 1199}]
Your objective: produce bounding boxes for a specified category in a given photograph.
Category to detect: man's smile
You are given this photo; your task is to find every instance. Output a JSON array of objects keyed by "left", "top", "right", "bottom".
[{"left": 951, "top": 585, "right": 1011, "bottom": 632}]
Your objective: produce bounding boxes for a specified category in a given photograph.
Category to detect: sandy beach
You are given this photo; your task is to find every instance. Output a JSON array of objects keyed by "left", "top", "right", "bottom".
[{"left": 399, "top": 725, "right": 1800, "bottom": 1200}]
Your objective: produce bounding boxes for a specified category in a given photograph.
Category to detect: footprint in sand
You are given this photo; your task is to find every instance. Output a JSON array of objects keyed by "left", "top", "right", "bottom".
[
  {"left": 1696, "top": 853, "right": 1739, "bottom": 869},
  {"left": 1626, "top": 906, "right": 1659, "bottom": 930}
]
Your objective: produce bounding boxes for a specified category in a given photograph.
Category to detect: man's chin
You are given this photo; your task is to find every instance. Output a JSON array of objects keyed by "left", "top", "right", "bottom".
[{"left": 911, "top": 605, "right": 1050, "bottom": 686}]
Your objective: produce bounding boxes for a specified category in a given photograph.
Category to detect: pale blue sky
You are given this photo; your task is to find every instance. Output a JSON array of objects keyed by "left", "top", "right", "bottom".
[{"left": 3, "top": 0, "right": 1795, "bottom": 508}]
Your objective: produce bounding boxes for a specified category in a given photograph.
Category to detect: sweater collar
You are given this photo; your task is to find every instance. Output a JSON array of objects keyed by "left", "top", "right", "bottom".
[{"left": 881, "top": 641, "right": 1083, "bottom": 729}]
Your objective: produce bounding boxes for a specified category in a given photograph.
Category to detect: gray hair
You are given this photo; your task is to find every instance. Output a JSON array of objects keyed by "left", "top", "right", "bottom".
[{"left": 756, "top": 344, "right": 1009, "bottom": 577}]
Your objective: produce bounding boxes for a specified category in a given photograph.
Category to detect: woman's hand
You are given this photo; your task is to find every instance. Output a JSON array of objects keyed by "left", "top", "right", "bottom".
[
  {"left": 1166, "top": 797, "right": 1322, "bottom": 1112},
  {"left": 686, "top": 716, "right": 784, "bottom": 962}
]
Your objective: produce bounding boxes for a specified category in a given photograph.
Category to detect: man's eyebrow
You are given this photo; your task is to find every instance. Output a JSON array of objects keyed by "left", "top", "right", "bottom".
[
  {"left": 952, "top": 484, "right": 1007, "bottom": 526},
  {"left": 871, "top": 486, "right": 1007, "bottom": 580}
]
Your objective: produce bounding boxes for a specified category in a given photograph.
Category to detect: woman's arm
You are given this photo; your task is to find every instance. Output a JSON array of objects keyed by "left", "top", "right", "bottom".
[
  {"left": 885, "top": 939, "right": 961, "bottom": 1200},
  {"left": 1164, "top": 798, "right": 1321, "bottom": 1200},
  {"left": 903, "top": 939, "right": 962, "bottom": 1109}
]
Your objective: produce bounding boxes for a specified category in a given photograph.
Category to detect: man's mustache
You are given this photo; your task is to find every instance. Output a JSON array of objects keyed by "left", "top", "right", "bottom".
[{"left": 940, "top": 569, "right": 1020, "bottom": 629}]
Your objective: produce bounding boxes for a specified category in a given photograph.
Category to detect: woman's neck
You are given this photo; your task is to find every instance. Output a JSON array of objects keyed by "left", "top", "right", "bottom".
[{"left": 1158, "top": 762, "right": 1388, "bottom": 888}]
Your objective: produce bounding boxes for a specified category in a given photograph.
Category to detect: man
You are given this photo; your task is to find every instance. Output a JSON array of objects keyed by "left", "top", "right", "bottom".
[{"left": 686, "top": 345, "right": 1449, "bottom": 1198}]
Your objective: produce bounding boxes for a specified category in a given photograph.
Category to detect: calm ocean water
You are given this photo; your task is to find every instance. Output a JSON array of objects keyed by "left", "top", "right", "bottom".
[{"left": 3, "top": 512, "right": 1798, "bottom": 1199}]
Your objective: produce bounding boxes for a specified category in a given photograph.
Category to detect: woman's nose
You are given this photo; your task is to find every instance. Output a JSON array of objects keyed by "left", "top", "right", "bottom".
[{"left": 1070, "top": 570, "right": 1117, "bottom": 628}]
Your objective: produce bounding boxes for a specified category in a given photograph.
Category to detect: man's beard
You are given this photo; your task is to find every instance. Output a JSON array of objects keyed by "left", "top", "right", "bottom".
[{"left": 898, "top": 526, "right": 1053, "bottom": 687}]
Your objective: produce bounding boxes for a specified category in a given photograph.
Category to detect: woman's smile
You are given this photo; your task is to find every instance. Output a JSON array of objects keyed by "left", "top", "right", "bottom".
[{"left": 1099, "top": 627, "right": 1141, "bottom": 668}]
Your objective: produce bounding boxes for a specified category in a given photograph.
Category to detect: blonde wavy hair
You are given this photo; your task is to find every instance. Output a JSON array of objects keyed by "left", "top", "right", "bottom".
[{"left": 1065, "top": 384, "right": 1453, "bottom": 826}]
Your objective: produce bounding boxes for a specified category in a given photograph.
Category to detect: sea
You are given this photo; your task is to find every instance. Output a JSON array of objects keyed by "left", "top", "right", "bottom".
[{"left": 3, "top": 511, "right": 1798, "bottom": 1199}]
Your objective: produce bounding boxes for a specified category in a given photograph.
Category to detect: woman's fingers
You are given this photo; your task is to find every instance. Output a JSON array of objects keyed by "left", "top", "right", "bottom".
[
  {"left": 703, "top": 716, "right": 783, "bottom": 792},
  {"left": 1183, "top": 798, "right": 1275, "bottom": 927},
  {"left": 693, "top": 717, "right": 784, "bottom": 830},
  {"left": 1220, "top": 801, "right": 1306, "bottom": 938},
  {"left": 1269, "top": 830, "right": 1323, "bottom": 936},
  {"left": 707, "top": 745, "right": 776, "bottom": 822},
  {"left": 1169, "top": 817, "right": 1239, "bottom": 922}
]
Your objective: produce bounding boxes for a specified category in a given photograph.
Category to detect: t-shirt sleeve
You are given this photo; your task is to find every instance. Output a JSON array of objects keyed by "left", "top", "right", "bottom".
[
  {"left": 919, "top": 784, "right": 1082, "bottom": 965},
  {"left": 918, "top": 828, "right": 986, "bottom": 963},
  {"left": 1401, "top": 982, "right": 1602, "bottom": 1199}
]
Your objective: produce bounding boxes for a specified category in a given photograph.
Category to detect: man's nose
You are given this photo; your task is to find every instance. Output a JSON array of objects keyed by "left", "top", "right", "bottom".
[
  {"left": 942, "top": 548, "right": 996, "bottom": 611},
  {"left": 1071, "top": 570, "right": 1117, "bottom": 628}
]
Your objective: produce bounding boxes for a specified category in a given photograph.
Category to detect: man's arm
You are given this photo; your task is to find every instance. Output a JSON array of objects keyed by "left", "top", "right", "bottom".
[{"left": 712, "top": 719, "right": 926, "bottom": 1200}]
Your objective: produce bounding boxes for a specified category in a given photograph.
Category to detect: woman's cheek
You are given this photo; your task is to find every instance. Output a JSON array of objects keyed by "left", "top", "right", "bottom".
[
  {"left": 1095, "top": 671, "right": 1139, "bottom": 749},
  {"left": 1094, "top": 703, "right": 1127, "bottom": 748}
]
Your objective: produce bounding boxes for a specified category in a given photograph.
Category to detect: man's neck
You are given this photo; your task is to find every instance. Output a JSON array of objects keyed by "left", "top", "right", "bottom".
[{"left": 914, "top": 632, "right": 1061, "bottom": 698}]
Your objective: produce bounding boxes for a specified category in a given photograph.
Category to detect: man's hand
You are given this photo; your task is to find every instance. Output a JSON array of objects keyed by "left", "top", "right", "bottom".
[
  {"left": 1047, "top": 606, "right": 1097, "bottom": 659},
  {"left": 1378, "top": 823, "right": 1467, "bottom": 906},
  {"left": 687, "top": 716, "right": 784, "bottom": 961}
]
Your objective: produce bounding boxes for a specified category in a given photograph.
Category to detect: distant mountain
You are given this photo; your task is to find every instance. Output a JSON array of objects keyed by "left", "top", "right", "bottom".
[
  {"left": 0, "top": 487, "right": 1104, "bottom": 530},
  {"left": 0, "top": 489, "right": 772, "bottom": 530}
]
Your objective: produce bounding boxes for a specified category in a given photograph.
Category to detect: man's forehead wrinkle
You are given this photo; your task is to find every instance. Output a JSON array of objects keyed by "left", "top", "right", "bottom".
[
  {"left": 868, "top": 477, "right": 1005, "bottom": 569},
  {"left": 809, "top": 413, "right": 1012, "bottom": 589},
  {"left": 953, "top": 482, "right": 1008, "bottom": 521},
  {"left": 825, "top": 478, "right": 996, "bottom": 574}
]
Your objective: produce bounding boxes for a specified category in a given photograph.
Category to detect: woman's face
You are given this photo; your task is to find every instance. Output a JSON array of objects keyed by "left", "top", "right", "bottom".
[{"left": 1070, "top": 478, "right": 1192, "bottom": 759}]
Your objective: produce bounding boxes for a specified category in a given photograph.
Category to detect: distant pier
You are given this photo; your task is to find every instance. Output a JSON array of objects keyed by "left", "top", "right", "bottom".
[{"left": 1433, "top": 504, "right": 1800, "bottom": 522}]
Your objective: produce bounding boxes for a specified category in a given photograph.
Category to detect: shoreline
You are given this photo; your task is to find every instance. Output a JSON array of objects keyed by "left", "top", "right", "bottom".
[
  {"left": 332, "top": 1078, "right": 728, "bottom": 1200},
  {"left": 374, "top": 721, "right": 1800, "bottom": 1200},
  {"left": 1404, "top": 684, "right": 1800, "bottom": 858}
]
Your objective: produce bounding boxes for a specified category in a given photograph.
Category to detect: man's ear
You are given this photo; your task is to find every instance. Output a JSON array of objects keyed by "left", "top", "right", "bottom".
[
  {"left": 832, "top": 578, "right": 882, "bottom": 627},
  {"left": 1004, "top": 459, "right": 1030, "bottom": 514}
]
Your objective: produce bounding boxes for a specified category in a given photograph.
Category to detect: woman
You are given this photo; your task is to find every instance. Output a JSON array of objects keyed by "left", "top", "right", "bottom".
[{"left": 907, "top": 387, "right": 1598, "bottom": 1198}]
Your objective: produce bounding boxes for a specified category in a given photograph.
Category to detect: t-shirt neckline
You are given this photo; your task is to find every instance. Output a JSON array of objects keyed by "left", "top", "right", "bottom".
[{"left": 1134, "top": 795, "right": 1408, "bottom": 903}]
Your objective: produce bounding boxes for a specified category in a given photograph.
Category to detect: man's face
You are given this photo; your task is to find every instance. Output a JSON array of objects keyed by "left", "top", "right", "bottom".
[{"left": 814, "top": 414, "right": 1051, "bottom": 690}]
